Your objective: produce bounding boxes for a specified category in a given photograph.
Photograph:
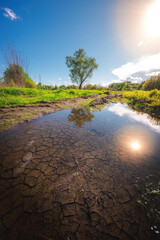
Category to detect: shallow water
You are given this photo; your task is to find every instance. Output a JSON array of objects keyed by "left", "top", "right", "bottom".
[{"left": 0, "top": 103, "right": 160, "bottom": 240}]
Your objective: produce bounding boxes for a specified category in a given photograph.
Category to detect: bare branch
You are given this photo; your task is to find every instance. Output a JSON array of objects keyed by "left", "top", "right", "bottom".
[{"left": 3, "top": 38, "right": 29, "bottom": 72}]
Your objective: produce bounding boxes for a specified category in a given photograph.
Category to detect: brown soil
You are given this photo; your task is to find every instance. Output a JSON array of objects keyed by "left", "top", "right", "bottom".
[
  {"left": 0, "top": 94, "right": 99, "bottom": 132},
  {"left": 0, "top": 108, "right": 159, "bottom": 240}
]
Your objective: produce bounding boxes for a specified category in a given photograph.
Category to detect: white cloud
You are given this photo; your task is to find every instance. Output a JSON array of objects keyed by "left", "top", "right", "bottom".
[
  {"left": 2, "top": 8, "right": 19, "bottom": 20},
  {"left": 145, "top": 71, "right": 160, "bottom": 77},
  {"left": 58, "top": 78, "right": 62, "bottom": 80},
  {"left": 112, "top": 53, "right": 160, "bottom": 80}
]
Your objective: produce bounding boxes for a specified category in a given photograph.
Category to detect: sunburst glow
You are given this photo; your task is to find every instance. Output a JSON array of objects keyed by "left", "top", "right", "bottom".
[
  {"left": 145, "top": 0, "right": 160, "bottom": 37},
  {"left": 130, "top": 141, "right": 140, "bottom": 150}
]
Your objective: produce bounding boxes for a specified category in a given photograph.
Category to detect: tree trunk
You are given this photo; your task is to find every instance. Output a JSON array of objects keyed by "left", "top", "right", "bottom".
[{"left": 79, "top": 81, "right": 82, "bottom": 89}]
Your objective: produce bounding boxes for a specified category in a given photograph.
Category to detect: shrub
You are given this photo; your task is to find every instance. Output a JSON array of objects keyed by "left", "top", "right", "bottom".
[
  {"left": 3, "top": 64, "right": 36, "bottom": 88},
  {"left": 142, "top": 74, "right": 160, "bottom": 90},
  {"left": 25, "top": 78, "right": 37, "bottom": 88},
  {"left": 69, "top": 90, "right": 75, "bottom": 94},
  {"left": 149, "top": 89, "right": 159, "bottom": 97}
]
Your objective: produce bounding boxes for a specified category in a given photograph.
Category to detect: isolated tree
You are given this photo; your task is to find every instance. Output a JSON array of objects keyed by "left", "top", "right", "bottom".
[{"left": 66, "top": 49, "right": 98, "bottom": 89}]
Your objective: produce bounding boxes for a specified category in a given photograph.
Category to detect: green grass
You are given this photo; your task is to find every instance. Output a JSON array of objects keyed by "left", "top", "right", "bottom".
[
  {"left": 0, "top": 87, "right": 104, "bottom": 107},
  {"left": 122, "top": 90, "right": 160, "bottom": 100},
  {"left": 122, "top": 90, "right": 160, "bottom": 115}
]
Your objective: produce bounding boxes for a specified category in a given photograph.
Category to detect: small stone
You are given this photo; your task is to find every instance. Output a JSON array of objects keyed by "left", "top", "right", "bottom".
[{"left": 23, "top": 152, "right": 32, "bottom": 162}]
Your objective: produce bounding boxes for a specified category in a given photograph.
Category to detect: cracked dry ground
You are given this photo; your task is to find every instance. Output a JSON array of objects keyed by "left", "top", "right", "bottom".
[{"left": 0, "top": 109, "right": 160, "bottom": 240}]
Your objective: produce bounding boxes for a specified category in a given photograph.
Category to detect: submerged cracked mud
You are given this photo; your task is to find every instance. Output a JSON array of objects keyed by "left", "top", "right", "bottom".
[{"left": 0, "top": 103, "right": 160, "bottom": 240}]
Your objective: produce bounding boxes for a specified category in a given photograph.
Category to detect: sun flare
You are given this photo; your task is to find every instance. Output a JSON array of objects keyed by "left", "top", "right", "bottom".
[
  {"left": 145, "top": 0, "right": 160, "bottom": 37},
  {"left": 130, "top": 141, "right": 140, "bottom": 150}
]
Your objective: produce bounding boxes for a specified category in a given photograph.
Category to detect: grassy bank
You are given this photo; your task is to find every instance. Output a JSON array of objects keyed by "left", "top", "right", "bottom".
[
  {"left": 0, "top": 87, "right": 160, "bottom": 117},
  {"left": 0, "top": 87, "right": 104, "bottom": 107},
  {"left": 122, "top": 90, "right": 160, "bottom": 116}
]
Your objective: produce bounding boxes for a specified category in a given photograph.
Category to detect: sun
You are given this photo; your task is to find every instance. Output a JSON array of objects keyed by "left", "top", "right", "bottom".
[
  {"left": 144, "top": 0, "right": 160, "bottom": 37},
  {"left": 130, "top": 141, "right": 140, "bottom": 150}
]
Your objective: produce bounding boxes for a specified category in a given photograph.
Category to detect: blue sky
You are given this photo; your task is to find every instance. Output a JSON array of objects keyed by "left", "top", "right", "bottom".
[{"left": 0, "top": 0, "right": 160, "bottom": 86}]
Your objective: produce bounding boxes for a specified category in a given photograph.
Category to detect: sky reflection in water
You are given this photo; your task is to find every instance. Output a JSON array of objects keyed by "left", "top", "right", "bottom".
[
  {"left": 106, "top": 103, "right": 160, "bottom": 157},
  {"left": 108, "top": 103, "right": 160, "bottom": 133}
]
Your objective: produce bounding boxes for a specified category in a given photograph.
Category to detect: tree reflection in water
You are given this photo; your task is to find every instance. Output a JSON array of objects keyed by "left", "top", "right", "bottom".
[{"left": 68, "top": 108, "right": 94, "bottom": 127}]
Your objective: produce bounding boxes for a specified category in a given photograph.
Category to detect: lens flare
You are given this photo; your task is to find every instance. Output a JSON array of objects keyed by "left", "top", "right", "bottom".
[
  {"left": 130, "top": 141, "right": 140, "bottom": 150},
  {"left": 145, "top": 0, "right": 160, "bottom": 37}
]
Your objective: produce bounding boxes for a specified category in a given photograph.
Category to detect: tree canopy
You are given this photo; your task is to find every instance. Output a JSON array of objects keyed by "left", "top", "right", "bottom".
[
  {"left": 108, "top": 75, "right": 160, "bottom": 91},
  {"left": 66, "top": 49, "right": 98, "bottom": 89},
  {"left": 142, "top": 74, "right": 160, "bottom": 90}
]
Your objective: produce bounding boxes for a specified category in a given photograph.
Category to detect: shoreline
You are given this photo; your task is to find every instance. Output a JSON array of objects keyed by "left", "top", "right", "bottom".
[
  {"left": 0, "top": 93, "right": 159, "bottom": 132},
  {"left": 0, "top": 94, "right": 100, "bottom": 132}
]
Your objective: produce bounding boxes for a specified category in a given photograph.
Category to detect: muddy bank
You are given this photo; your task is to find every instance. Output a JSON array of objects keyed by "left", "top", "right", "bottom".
[
  {"left": 89, "top": 93, "right": 122, "bottom": 107},
  {"left": 127, "top": 101, "right": 160, "bottom": 119},
  {"left": 0, "top": 94, "right": 100, "bottom": 132},
  {"left": 89, "top": 93, "right": 160, "bottom": 119},
  {"left": 0, "top": 92, "right": 159, "bottom": 132}
]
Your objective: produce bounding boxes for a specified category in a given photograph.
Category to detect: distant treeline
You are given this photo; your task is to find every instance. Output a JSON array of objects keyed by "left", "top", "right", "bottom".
[
  {"left": 1, "top": 63, "right": 160, "bottom": 91},
  {"left": 108, "top": 74, "right": 160, "bottom": 91},
  {"left": 36, "top": 82, "right": 107, "bottom": 91},
  {"left": 27, "top": 73, "right": 160, "bottom": 91}
]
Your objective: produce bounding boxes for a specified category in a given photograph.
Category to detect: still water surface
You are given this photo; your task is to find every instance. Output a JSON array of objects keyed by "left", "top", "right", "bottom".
[{"left": 0, "top": 103, "right": 160, "bottom": 240}]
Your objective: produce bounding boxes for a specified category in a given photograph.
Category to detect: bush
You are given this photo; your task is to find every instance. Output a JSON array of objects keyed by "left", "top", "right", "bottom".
[
  {"left": 149, "top": 89, "right": 160, "bottom": 97},
  {"left": 69, "top": 90, "right": 75, "bottom": 94},
  {"left": 25, "top": 78, "right": 37, "bottom": 88},
  {"left": 3, "top": 64, "right": 36, "bottom": 88},
  {"left": 142, "top": 74, "right": 160, "bottom": 90}
]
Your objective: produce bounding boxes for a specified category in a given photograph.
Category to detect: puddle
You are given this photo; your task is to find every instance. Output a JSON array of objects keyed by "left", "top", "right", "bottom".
[{"left": 0, "top": 103, "right": 160, "bottom": 240}]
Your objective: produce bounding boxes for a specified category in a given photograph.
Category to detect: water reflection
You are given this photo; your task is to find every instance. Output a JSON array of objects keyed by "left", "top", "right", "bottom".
[
  {"left": 0, "top": 104, "right": 160, "bottom": 239},
  {"left": 130, "top": 141, "right": 141, "bottom": 150},
  {"left": 108, "top": 103, "right": 160, "bottom": 133},
  {"left": 117, "top": 125, "right": 157, "bottom": 159},
  {"left": 68, "top": 108, "right": 94, "bottom": 127}
]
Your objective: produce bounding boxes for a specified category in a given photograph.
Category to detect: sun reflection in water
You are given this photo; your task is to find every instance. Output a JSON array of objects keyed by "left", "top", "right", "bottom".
[{"left": 130, "top": 141, "right": 141, "bottom": 150}]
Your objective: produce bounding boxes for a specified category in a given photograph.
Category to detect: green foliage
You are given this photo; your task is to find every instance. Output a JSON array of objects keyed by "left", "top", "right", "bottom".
[
  {"left": 108, "top": 81, "right": 142, "bottom": 91},
  {"left": 136, "top": 178, "right": 160, "bottom": 234},
  {"left": 122, "top": 90, "right": 160, "bottom": 115},
  {"left": 149, "top": 89, "right": 160, "bottom": 97},
  {"left": 69, "top": 90, "right": 75, "bottom": 94},
  {"left": 67, "top": 84, "right": 78, "bottom": 89},
  {"left": 108, "top": 75, "right": 160, "bottom": 91},
  {"left": 3, "top": 64, "right": 36, "bottom": 88},
  {"left": 83, "top": 83, "right": 107, "bottom": 90},
  {"left": 143, "top": 74, "right": 160, "bottom": 90},
  {"left": 66, "top": 49, "right": 98, "bottom": 89},
  {"left": 123, "top": 90, "right": 160, "bottom": 101},
  {"left": 0, "top": 87, "right": 104, "bottom": 107},
  {"left": 25, "top": 76, "right": 37, "bottom": 88}
]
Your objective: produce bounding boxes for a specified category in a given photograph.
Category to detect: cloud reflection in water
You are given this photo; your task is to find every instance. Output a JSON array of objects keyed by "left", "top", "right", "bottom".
[{"left": 108, "top": 103, "right": 160, "bottom": 133}]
